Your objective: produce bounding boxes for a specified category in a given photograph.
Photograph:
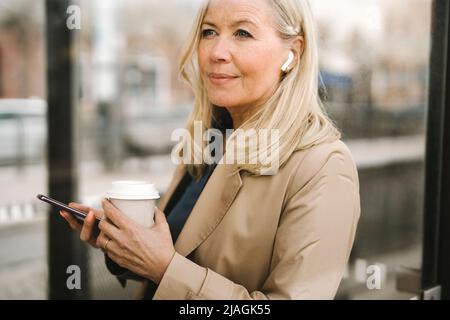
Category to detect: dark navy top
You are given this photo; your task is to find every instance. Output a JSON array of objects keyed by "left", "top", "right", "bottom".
[{"left": 166, "top": 164, "right": 216, "bottom": 243}]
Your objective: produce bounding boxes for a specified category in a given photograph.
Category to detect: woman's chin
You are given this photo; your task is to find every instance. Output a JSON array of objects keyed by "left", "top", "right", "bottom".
[{"left": 208, "top": 98, "right": 238, "bottom": 109}]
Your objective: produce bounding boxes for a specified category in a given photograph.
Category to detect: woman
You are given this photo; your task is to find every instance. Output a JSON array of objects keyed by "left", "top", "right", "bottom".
[{"left": 61, "top": 0, "right": 360, "bottom": 300}]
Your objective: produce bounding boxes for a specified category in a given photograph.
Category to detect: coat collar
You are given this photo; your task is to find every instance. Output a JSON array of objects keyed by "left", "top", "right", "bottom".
[{"left": 159, "top": 163, "right": 243, "bottom": 257}]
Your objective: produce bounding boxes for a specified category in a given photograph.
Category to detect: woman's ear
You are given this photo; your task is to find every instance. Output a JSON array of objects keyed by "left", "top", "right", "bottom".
[{"left": 289, "top": 36, "right": 305, "bottom": 70}]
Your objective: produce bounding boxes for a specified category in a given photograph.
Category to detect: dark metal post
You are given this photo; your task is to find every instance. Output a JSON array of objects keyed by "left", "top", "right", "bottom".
[
  {"left": 422, "top": 0, "right": 450, "bottom": 298},
  {"left": 46, "top": 0, "right": 89, "bottom": 299}
]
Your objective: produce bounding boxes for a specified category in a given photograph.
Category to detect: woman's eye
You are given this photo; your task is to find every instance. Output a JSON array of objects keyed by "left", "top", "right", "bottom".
[
  {"left": 235, "top": 29, "right": 252, "bottom": 38},
  {"left": 200, "top": 28, "right": 252, "bottom": 39},
  {"left": 201, "top": 29, "right": 216, "bottom": 38}
]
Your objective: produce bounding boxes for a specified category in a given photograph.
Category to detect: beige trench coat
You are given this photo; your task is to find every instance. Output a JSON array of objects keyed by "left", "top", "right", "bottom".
[{"left": 134, "top": 139, "right": 360, "bottom": 300}]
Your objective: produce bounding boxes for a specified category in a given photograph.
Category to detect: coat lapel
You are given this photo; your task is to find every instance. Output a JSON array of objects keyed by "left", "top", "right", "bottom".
[
  {"left": 173, "top": 163, "right": 243, "bottom": 257},
  {"left": 158, "top": 164, "right": 187, "bottom": 212}
]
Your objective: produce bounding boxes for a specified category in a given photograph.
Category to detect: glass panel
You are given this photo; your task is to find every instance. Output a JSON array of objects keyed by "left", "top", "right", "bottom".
[
  {"left": 311, "top": 0, "right": 431, "bottom": 299},
  {"left": 0, "top": 0, "right": 47, "bottom": 299}
]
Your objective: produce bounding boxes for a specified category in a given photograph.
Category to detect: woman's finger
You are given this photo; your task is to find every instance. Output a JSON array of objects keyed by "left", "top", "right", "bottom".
[
  {"left": 96, "top": 231, "right": 108, "bottom": 250},
  {"left": 68, "top": 202, "right": 90, "bottom": 213},
  {"left": 69, "top": 202, "right": 104, "bottom": 220},
  {"left": 80, "top": 210, "right": 97, "bottom": 242},
  {"left": 98, "top": 217, "right": 122, "bottom": 242},
  {"left": 101, "top": 199, "right": 130, "bottom": 229},
  {"left": 97, "top": 232, "right": 121, "bottom": 256},
  {"left": 60, "top": 211, "right": 82, "bottom": 232},
  {"left": 153, "top": 207, "right": 167, "bottom": 226}
]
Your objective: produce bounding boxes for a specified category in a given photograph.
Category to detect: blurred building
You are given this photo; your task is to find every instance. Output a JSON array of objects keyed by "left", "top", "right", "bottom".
[{"left": 0, "top": 0, "right": 45, "bottom": 98}]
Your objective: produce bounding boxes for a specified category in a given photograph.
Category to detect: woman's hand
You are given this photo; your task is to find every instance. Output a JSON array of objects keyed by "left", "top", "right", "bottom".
[
  {"left": 60, "top": 202, "right": 104, "bottom": 248},
  {"left": 97, "top": 199, "right": 176, "bottom": 284}
]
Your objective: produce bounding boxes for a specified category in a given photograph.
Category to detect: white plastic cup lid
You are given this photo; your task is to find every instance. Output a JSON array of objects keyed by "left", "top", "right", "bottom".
[{"left": 106, "top": 180, "right": 160, "bottom": 200}]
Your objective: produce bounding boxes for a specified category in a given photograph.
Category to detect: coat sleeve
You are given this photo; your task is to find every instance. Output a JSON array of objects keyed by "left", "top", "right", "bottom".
[{"left": 152, "top": 147, "right": 361, "bottom": 300}]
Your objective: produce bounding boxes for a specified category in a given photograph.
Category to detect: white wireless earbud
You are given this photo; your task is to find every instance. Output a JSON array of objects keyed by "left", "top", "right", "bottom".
[{"left": 281, "top": 51, "right": 295, "bottom": 72}]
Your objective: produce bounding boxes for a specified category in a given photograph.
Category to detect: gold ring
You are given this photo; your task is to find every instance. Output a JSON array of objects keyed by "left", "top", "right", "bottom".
[{"left": 103, "top": 238, "right": 111, "bottom": 251}]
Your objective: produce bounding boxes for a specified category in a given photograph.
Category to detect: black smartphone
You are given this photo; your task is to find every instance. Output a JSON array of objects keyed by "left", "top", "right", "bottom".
[{"left": 37, "top": 194, "right": 100, "bottom": 226}]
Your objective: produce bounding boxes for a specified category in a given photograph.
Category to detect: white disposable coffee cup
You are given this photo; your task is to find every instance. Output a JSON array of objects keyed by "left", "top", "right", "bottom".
[{"left": 106, "top": 181, "right": 160, "bottom": 228}]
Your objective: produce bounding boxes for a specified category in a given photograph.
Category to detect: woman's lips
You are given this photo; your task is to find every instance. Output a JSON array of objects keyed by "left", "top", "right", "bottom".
[{"left": 208, "top": 73, "right": 238, "bottom": 86}]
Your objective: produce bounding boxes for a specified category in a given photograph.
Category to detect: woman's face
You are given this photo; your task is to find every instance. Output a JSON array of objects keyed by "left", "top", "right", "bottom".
[{"left": 198, "top": 0, "right": 288, "bottom": 111}]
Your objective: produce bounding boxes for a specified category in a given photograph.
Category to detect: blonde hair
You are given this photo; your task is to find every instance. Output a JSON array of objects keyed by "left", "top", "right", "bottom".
[{"left": 178, "top": 0, "right": 341, "bottom": 179}]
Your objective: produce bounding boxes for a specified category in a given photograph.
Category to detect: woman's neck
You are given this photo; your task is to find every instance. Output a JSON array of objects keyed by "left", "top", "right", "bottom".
[{"left": 226, "top": 104, "right": 261, "bottom": 129}]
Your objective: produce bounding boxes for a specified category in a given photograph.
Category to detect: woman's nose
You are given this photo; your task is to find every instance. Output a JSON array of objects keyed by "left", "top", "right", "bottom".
[{"left": 209, "top": 37, "right": 232, "bottom": 63}]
